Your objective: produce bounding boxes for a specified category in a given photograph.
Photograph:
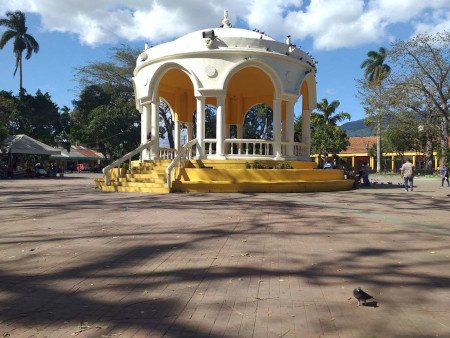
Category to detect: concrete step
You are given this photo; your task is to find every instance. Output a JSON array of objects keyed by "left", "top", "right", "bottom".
[
  {"left": 101, "top": 185, "right": 170, "bottom": 193},
  {"left": 118, "top": 177, "right": 163, "bottom": 183},
  {"left": 172, "top": 179, "right": 354, "bottom": 193},
  {"left": 117, "top": 181, "right": 167, "bottom": 188},
  {"left": 127, "top": 173, "right": 166, "bottom": 179}
]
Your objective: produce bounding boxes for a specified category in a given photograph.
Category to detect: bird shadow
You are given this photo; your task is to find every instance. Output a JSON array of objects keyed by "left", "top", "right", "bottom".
[{"left": 362, "top": 301, "right": 379, "bottom": 308}]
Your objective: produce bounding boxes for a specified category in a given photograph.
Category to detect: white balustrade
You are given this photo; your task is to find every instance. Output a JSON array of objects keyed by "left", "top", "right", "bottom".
[
  {"left": 159, "top": 148, "right": 177, "bottom": 159},
  {"left": 293, "top": 142, "right": 306, "bottom": 156},
  {"left": 204, "top": 139, "right": 217, "bottom": 156},
  {"left": 195, "top": 139, "right": 307, "bottom": 159},
  {"left": 225, "top": 139, "right": 274, "bottom": 157}
]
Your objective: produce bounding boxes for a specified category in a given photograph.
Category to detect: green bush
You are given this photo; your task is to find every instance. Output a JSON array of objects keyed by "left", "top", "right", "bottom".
[
  {"left": 245, "top": 160, "right": 293, "bottom": 169},
  {"left": 275, "top": 161, "right": 293, "bottom": 169}
]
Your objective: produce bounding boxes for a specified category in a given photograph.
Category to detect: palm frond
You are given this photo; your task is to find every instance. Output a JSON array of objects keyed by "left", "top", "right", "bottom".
[
  {"left": 0, "top": 30, "right": 16, "bottom": 49},
  {"left": 366, "top": 50, "right": 379, "bottom": 59},
  {"left": 24, "top": 33, "right": 39, "bottom": 59}
]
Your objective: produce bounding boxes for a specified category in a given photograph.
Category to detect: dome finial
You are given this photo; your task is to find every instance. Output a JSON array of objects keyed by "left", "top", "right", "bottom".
[{"left": 222, "top": 10, "right": 232, "bottom": 28}]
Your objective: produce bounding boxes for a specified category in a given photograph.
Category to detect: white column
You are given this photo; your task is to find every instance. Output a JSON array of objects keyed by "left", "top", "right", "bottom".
[
  {"left": 174, "top": 120, "right": 180, "bottom": 150},
  {"left": 273, "top": 99, "right": 282, "bottom": 159},
  {"left": 196, "top": 97, "right": 205, "bottom": 158},
  {"left": 302, "top": 109, "right": 312, "bottom": 157},
  {"left": 216, "top": 95, "right": 226, "bottom": 156},
  {"left": 186, "top": 122, "right": 193, "bottom": 142},
  {"left": 150, "top": 99, "right": 160, "bottom": 159},
  {"left": 141, "top": 104, "right": 151, "bottom": 160},
  {"left": 286, "top": 100, "right": 295, "bottom": 156}
]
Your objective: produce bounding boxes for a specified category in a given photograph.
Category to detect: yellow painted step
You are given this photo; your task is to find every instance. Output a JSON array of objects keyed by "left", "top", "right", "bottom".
[
  {"left": 172, "top": 179, "right": 354, "bottom": 193},
  {"left": 117, "top": 181, "right": 167, "bottom": 188}
]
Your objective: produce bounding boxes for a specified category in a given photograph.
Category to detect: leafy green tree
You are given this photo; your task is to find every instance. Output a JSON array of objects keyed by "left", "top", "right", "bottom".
[
  {"left": 192, "top": 104, "right": 216, "bottom": 139},
  {"left": 311, "top": 123, "right": 350, "bottom": 163},
  {"left": 0, "top": 10, "right": 39, "bottom": 93},
  {"left": 84, "top": 101, "right": 140, "bottom": 160},
  {"left": 360, "top": 47, "right": 391, "bottom": 173},
  {"left": 0, "top": 90, "right": 18, "bottom": 129},
  {"left": 75, "top": 46, "right": 176, "bottom": 147},
  {"left": 243, "top": 104, "right": 273, "bottom": 139},
  {"left": 389, "top": 32, "right": 449, "bottom": 168},
  {"left": 71, "top": 84, "right": 140, "bottom": 160},
  {"left": 75, "top": 45, "right": 137, "bottom": 90},
  {"left": 0, "top": 121, "right": 7, "bottom": 147},
  {"left": 70, "top": 85, "right": 111, "bottom": 144},
  {"left": 382, "top": 112, "right": 421, "bottom": 158},
  {"left": 54, "top": 106, "right": 72, "bottom": 151},
  {"left": 8, "top": 90, "right": 60, "bottom": 145},
  {"left": 309, "top": 98, "right": 350, "bottom": 166},
  {"left": 294, "top": 115, "right": 302, "bottom": 142}
]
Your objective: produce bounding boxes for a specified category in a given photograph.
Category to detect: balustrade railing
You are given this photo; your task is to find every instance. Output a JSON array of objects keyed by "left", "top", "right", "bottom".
[
  {"left": 166, "top": 139, "right": 199, "bottom": 189},
  {"left": 225, "top": 139, "right": 274, "bottom": 156},
  {"left": 204, "top": 139, "right": 217, "bottom": 156},
  {"left": 159, "top": 147, "right": 177, "bottom": 159},
  {"left": 103, "top": 140, "right": 155, "bottom": 185},
  {"left": 293, "top": 142, "right": 307, "bottom": 156}
]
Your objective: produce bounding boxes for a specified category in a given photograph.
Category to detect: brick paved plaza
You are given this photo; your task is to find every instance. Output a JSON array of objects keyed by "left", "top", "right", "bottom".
[{"left": 1, "top": 174, "right": 449, "bottom": 337}]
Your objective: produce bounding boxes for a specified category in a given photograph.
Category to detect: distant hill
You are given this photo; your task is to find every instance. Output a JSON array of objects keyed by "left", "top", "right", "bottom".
[{"left": 340, "top": 119, "right": 374, "bottom": 137}]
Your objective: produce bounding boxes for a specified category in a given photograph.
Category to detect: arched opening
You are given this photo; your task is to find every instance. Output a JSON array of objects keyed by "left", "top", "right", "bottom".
[
  {"left": 225, "top": 66, "right": 275, "bottom": 128},
  {"left": 156, "top": 68, "right": 196, "bottom": 149}
]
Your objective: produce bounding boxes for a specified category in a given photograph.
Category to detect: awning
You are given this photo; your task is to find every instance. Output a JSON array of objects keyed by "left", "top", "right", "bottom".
[{"left": 1, "top": 134, "right": 61, "bottom": 155}]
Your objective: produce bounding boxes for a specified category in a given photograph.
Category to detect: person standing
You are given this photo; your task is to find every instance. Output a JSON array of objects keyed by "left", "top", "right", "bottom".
[
  {"left": 362, "top": 161, "right": 370, "bottom": 186},
  {"left": 441, "top": 163, "right": 449, "bottom": 187},
  {"left": 400, "top": 158, "right": 415, "bottom": 191}
]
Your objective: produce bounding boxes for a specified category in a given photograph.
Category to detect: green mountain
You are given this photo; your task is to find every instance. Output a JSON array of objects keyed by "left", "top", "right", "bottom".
[{"left": 340, "top": 119, "right": 374, "bottom": 137}]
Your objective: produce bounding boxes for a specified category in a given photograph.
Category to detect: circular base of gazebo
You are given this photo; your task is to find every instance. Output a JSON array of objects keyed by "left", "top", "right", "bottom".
[{"left": 171, "top": 160, "right": 354, "bottom": 193}]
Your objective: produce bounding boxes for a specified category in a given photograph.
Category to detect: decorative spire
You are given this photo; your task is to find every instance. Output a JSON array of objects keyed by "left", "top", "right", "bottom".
[{"left": 222, "top": 10, "right": 232, "bottom": 28}]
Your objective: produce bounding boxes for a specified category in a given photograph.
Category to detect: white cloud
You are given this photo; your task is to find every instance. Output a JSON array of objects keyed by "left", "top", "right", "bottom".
[
  {"left": 413, "top": 9, "right": 450, "bottom": 36},
  {"left": 0, "top": 0, "right": 449, "bottom": 49}
]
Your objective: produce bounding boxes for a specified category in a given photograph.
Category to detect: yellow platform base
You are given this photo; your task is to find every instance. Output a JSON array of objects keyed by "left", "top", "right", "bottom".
[{"left": 96, "top": 160, "right": 354, "bottom": 193}]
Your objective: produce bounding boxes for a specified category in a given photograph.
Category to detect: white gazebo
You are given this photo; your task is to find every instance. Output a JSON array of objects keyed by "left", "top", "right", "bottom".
[{"left": 133, "top": 10, "right": 316, "bottom": 162}]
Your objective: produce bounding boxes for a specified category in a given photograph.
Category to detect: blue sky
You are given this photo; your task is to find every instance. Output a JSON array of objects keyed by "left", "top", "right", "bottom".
[{"left": 0, "top": 1, "right": 449, "bottom": 122}]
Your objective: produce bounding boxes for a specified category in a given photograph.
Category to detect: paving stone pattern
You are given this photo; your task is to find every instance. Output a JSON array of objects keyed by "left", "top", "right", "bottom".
[{"left": 0, "top": 174, "right": 449, "bottom": 337}]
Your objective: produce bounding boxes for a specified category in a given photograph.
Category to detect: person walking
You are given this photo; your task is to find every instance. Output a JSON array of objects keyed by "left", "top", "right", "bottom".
[
  {"left": 441, "top": 163, "right": 449, "bottom": 188},
  {"left": 400, "top": 158, "right": 415, "bottom": 191}
]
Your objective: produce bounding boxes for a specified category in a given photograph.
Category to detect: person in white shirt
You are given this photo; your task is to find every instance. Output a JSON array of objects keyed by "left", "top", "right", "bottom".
[{"left": 400, "top": 158, "right": 415, "bottom": 192}]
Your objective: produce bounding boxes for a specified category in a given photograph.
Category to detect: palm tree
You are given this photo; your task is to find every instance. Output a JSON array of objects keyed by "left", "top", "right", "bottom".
[
  {"left": 313, "top": 98, "right": 351, "bottom": 125},
  {"left": 312, "top": 98, "right": 350, "bottom": 167},
  {"left": 0, "top": 10, "right": 39, "bottom": 94},
  {"left": 360, "top": 47, "right": 391, "bottom": 173}
]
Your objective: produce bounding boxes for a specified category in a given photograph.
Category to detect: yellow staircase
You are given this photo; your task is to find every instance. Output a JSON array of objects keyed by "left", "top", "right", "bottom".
[
  {"left": 95, "top": 160, "right": 171, "bottom": 193},
  {"left": 96, "top": 159, "right": 354, "bottom": 193}
]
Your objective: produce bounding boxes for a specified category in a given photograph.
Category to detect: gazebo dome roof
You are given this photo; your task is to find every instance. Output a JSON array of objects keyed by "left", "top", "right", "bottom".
[
  {"left": 137, "top": 25, "right": 315, "bottom": 71},
  {"left": 177, "top": 27, "right": 276, "bottom": 42}
]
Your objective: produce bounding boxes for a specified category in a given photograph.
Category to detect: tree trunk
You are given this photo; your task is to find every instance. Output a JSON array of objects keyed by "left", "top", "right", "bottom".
[
  {"left": 19, "top": 53, "right": 23, "bottom": 95},
  {"left": 376, "top": 119, "right": 381, "bottom": 173},
  {"left": 160, "top": 107, "right": 174, "bottom": 148},
  {"left": 425, "top": 135, "right": 434, "bottom": 173},
  {"left": 439, "top": 115, "right": 449, "bottom": 168}
]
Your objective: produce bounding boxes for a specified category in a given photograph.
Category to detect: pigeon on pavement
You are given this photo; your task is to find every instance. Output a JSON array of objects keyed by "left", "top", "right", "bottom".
[{"left": 353, "top": 287, "right": 374, "bottom": 306}]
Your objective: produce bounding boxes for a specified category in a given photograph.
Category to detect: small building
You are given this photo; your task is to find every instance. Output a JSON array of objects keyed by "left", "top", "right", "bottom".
[
  {"left": 0, "top": 134, "right": 61, "bottom": 178},
  {"left": 312, "top": 136, "right": 447, "bottom": 172},
  {"left": 51, "top": 145, "right": 105, "bottom": 172}
]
